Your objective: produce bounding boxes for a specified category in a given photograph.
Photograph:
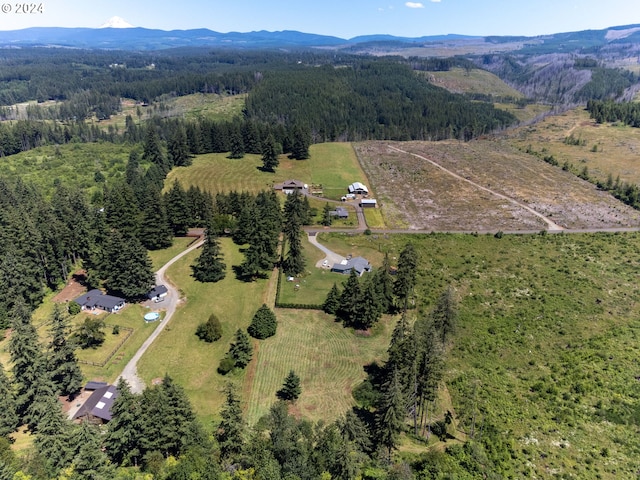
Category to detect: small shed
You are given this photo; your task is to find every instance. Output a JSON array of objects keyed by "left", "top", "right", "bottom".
[
  {"left": 348, "top": 182, "right": 369, "bottom": 195},
  {"left": 147, "top": 285, "right": 168, "bottom": 302},
  {"left": 360, "top": 199, "right": 377, "bottom": 208}
]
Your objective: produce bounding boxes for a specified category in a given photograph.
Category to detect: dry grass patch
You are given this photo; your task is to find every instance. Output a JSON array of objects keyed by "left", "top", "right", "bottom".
[
  {"left": 506, "top": 106, "right": 640, "bottom": 186},
  {"left": 355, "top": 140, "right": 640, "bottom": 230}
]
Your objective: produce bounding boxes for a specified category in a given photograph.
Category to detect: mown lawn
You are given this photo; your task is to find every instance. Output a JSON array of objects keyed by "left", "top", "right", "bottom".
[
  {"left": 246, "top": 309, "right": 394, "bottom": 425},
  {"left": 137, "top": 237, "right": 270, "bottom": 424},
  {"left": 165, "top": 142, "right": 372, "bottom": 202}
]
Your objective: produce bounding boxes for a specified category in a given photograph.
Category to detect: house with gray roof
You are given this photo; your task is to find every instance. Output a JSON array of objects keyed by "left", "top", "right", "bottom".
[
  {"left": 331, "top": 256, "right": 372, "bottom": 276},
  {"left": 74, "top": 289, "right": 125, "bottom": 313},
  {"left": 147, "top": 284, "right": 168, "bottom": 302},
  {"left": 273, "top": 179, "right": 307, "bottom": 194},
  {"left": 73, "top": 384, "right": 119, "bottom": 423}
]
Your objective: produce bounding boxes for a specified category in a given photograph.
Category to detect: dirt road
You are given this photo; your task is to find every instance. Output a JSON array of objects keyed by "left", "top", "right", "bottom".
[{"left": 116, "top": 237, "right": 204, "bottom": 393}]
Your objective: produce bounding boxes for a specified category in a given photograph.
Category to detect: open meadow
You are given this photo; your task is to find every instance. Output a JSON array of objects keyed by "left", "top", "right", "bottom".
[
  {"left": 506, "top": 106, "right": 640, "bottom": 187},
  {"left": 318, "top": 231, "right": 640, "bottom": 478},
  {"left": 165, "top": 142, "right": 371, "bottom": 200}
]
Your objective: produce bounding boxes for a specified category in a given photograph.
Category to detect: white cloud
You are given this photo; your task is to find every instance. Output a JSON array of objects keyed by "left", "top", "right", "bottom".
[{"left": 405, "top": 2, "right": 425, "bottom": 7}]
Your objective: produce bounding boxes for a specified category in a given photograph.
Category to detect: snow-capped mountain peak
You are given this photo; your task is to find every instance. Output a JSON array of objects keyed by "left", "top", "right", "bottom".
[{"left": 99, "top": 16, "right": 135, "bottom": 28}]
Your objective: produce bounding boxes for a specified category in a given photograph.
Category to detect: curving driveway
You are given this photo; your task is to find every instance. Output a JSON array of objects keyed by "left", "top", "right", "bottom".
[{"left": 116, "top": 237, "right": 204, "bottom": 393}]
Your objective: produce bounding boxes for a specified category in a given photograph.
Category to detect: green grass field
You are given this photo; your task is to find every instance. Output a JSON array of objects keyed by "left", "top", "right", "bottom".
[
  {"left": 246, "top": 309, "right": 394, "bottom": 424},
  {"left": 0, "top": 142, "right": 132, "bottom": 199},
  {"left": 166, "top": 142, "right": 371, "bottom": 201},
  {"left": 137, "top": 238, "right": 270, "bottom": 424}
]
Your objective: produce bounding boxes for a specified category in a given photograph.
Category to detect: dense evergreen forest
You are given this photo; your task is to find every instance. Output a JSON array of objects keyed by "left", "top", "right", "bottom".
[{"left": 0, "top": 48, "right": 517, "bottom": 159}]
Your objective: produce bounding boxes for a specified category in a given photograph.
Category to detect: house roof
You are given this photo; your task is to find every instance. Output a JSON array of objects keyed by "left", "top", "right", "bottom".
[
  {"left": 274, "top": 179, "right": 306, "bottom": 190},
  {"left": 331, "top": 256, "right": 371, "bottom": 275},
  {"left": 74, "top": 289, "right": 125, "bottom": 310},
  {"left": 73, "top": 385, "right": 119, "bottom": 421},
  {"left": 335, "top": 207, "right": 348, "bottom": 217},
  {"left": 348, "top": 182, "right": 368, "bottom": 193},
  {"left": 85, "top": 381, "right": 108, "bottom": 391},
  {"left": 360, "top": 199, "right": 377, "bottom": 205},
  {"left": 147, "top": 284, "right": 168, "bottom": 299}
]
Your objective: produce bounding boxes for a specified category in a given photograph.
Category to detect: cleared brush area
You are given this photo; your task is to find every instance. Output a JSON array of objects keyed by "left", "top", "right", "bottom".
[
  {"left": 424, "top": 67, "right": 524, "bottom": 98},
  {"left": 246, "top": 309, "right": 394, "bottom": 424},
  {"left": 355, "top": 140, "right": 640, "bottom": 230}
]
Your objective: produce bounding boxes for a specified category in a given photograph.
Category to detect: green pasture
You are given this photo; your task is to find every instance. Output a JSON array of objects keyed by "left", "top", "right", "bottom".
[
  {"left": 0, "top": 142, "right": 132, "bottom": 198},
  {"left": 318, "top": 231, "right": 640, "bottom": 478},
  {"left": 165, "top": 142, "right": 371, "bottom": 201},
  {"left": 279, "top": 234, "right": 339, "bottom": 306},
  {"left": 148, "top": 236, "right": 197, "bottom": 271},
  {"left": 363, "top": 208, "right": 386, "bottom": 229},
  {"left": 246, "top": 309, "right": 394, "bottom": 425},
  {"left": 136, "top": 238, "right": 270, "bottom": 424}
]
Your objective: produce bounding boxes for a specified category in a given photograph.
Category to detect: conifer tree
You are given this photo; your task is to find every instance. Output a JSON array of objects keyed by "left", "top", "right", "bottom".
[
  {"left": 0, "top": 362, "right": 18, "bottom": 437},
  {"left": 321, "top": 202, "right": 333, "bottom": 226},
  {"left": 139, "top": 186, "right": 173, "bottom": 250},
  {"left": 228, "top": 329, "right": 253, "bottom": 369},
  {"left": 228, "top": 126, "right": 245, "bottom": 159},
  {"left": 356, "top": 275, "right": 383, "bottom": 330},
  {"left": 216, "top": 383, "right": 245, "bottom": 463},
  {"left": 277, "top": 370, "right": 301, "bottom": 401},
  {"left": 103, "top": 182, "right": 141, "bottom": 238},
  {"left": 337, "top": 270, "right": 362, "bottom": 328},
  {"left": 393, "top": 243, "right": 418, "bottom": 311},
  {"left": 375, "top": 368, "right": 406, "bottom": 459},
  {"left": 70, "top": 421, "right": 115, "bottom": 478},
  {"left": 374, "top": 253, "right": 395, "bottom": 314},
  {"left": 248, "top": 304, "right": 277, "bottom": 339},
  {"left": 143, "top": 124, "right": 170, "bottom": 174},
  {"left": 167, "top": 124, "right": 191, "bottom": 167},
  {"left": 191, "top": 225, "right": 226, "bottom": 283},
  {"left": 9, "top": 299, "right": 44, "bottom": 422},
  {"left": 165, "top": 181, "right": 191, "bottom": 236},
  {"left": 102, "top": 229, "right": 155, "bottom": 300},
  {"left": 47, "top": 304, "right": 83, "bottom": 398},
  {"left": 322, "top": 283, "right": 341, "bottom": 315},
  {"left": 431, "top": 285, "right": 458, "bottom": 346},
  {"left": 290, "top": 124, "right": 310, "bottom": 160},
  {"left": 261, "top": 133, "right": 280, "bottom": 172},
  {"left": 105, "top": 378, "right": 142, "bottom": 467},
  {"left": 33, "top": 394, "right": 74, "bottom": 475}
]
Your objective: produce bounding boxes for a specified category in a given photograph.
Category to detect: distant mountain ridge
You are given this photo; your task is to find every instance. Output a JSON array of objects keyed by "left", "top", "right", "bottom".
[{"left": 0, "top": 23, "right": 638, "bottom": 51}]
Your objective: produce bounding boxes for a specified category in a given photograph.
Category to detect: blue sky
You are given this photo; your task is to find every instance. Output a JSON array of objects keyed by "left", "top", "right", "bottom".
[{"left": 2, "top": 0, "right": 640, "bottom": 38}]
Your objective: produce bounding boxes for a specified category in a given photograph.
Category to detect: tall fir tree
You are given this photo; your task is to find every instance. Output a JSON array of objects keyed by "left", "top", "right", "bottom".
[
  {"left": 143, "top": 124, "right": 171, "bottom": 174},
  {"left": 337, "top": 270, "right": 363, "bottom": 328},
  {"left": 355, "top": 274, "right": 383, "bottom": 330},
  {"left": 261, "top": 133, "right": 280, "bottom": 172},
  {"left": 322, "top": 283, "right": 341, "bottom": 315},
  {"left": 47, "top": 304, "right": 83, "bottom": 398},
  {"left": 216, "top": 383, "right": 245, "bottom": 464},
  {"left": 167, "top": 123, "right": 192, "bottom": 167},
  {"left": 102, "top": 229, "right": 155, "bottom": 300},
  {"left": 69, "top": 421, "right": 115, "bottom": 479},
  {"left": 139, "top": 186, "right": 173, "bottom": 250},
  {"left": 228, "top": 329, "right": 253, "bottom": 369},
  {"left": 9, "top": 299, "right": 44, "bottom": 423},
  {"left": 374, "top": 252, "right": 396, "bottom": 314},
  {"left": 33, "top": 394, "right": 74, "bottom": 476},
  {"left": 277, "top": 370, "right": 301, "bottom": 402},
  {"left": 375, "top": 368, "right": 406, "bottom": 460},
  {"left": 191, "top": 225, "right": 226, "bottom": 283},
  {"left": 105, "top": 378, "right": 142, "bottom": 467},
  {"left": 0, "top": 362, "right": 18, "bottom": 437},
  {"left": 393, "top": 243, "right": 418, "bottom": 312},
  {"left": 431, "top": 285, "right": 458, "bottom": 346},
  {"left": 164, "top": 180, "right": 191, "bottom": 236}
]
